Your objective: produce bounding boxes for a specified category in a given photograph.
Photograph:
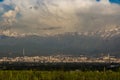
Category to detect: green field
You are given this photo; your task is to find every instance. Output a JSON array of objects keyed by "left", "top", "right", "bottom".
[{"left": 0, "top": 70, "right": 120, "bottom": 80}]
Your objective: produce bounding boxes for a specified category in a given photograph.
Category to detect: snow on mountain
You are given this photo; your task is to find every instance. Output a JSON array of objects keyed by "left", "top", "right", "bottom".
[
  {"left": 0, "top": 25, "right": 120, "bottom": 40},
  {"left": 0, "top": 25, "right": 120, "bottom": 56},
  {"left": 97, "top": 25, "right": 120, "bottom": 38}
]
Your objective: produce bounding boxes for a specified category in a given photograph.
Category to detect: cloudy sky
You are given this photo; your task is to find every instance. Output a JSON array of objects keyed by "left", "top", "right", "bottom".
[{"left": 0, "top": 0, "right": 120, "bottom": 36}]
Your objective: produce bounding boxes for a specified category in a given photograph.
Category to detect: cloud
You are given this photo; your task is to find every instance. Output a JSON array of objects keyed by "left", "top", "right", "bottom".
[
  {"left": 0, "top": 6, "right": 19, "bottom": 31},
  {"left": 2, "top": 7, "right": 19, "bottom": 24},
  {"left": 0, "top": 0, "right": 120, "bottom": 36}
]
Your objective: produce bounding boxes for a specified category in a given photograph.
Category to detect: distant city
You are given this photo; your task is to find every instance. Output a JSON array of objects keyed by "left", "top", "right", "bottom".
[{"left": 0, "top": 54, "right": 120, "bottom": 63}]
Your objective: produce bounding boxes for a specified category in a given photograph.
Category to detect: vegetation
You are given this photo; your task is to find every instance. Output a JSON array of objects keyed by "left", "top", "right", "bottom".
[{"left": 0, "top": 70, "right": 120, "bottom": 80}]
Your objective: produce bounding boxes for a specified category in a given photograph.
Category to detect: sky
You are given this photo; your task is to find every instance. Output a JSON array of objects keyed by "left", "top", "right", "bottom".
[{"left": 0, "top": 0, "right": 120, "bottom": 36}]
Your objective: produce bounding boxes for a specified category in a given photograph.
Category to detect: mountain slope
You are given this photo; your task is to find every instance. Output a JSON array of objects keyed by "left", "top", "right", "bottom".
[{"left": 0, "top": 31, "right": 120, "bottom": 57}]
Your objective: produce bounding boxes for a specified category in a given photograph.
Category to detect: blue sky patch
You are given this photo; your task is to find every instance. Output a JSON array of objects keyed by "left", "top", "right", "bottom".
[
  {"left": 96, "top": 0, "right": 101, "bottom": 2},
  {"left": 0, "top": 0, "right": 4, "bottom": 2},
  {"left": 96, "top": 0, "right": 120, "bottom": 4},
  {"left": 109, "top": 0, "right": 120, "bottom": 4}
]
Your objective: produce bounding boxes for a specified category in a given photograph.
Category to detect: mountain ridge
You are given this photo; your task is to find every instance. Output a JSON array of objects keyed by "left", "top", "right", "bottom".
[{"left": 0, "top": 28, "right": 119, "bottom": 57}]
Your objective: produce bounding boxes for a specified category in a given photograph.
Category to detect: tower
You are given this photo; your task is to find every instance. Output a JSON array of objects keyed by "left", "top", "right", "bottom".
[
  {"left": 108, "top": 53, "right": 110, "bottom": 63},
  {"left": 23, "top": 48, "right": 25, "bottom": 57}
]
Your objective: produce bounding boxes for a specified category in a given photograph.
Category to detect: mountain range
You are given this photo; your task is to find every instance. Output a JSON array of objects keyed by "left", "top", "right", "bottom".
[{"left": 0, "top": 25, "right": 120, "bottom": 57}]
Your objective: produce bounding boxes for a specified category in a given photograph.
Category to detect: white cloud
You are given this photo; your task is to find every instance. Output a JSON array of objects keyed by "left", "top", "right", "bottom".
[
  {"left": 2, "top": 6, "right": 19, "bottom": 25},
  {"left": 0, "top": 6, "right": 19, "bottom": 32},
  {"left": 0, "top": 0, "right": 120, "bottom": 36}
]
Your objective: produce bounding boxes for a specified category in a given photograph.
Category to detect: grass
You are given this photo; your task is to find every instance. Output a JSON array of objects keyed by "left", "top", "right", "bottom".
[{"left": 0, "top": 70, "right": 120, "bottom": 80}]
